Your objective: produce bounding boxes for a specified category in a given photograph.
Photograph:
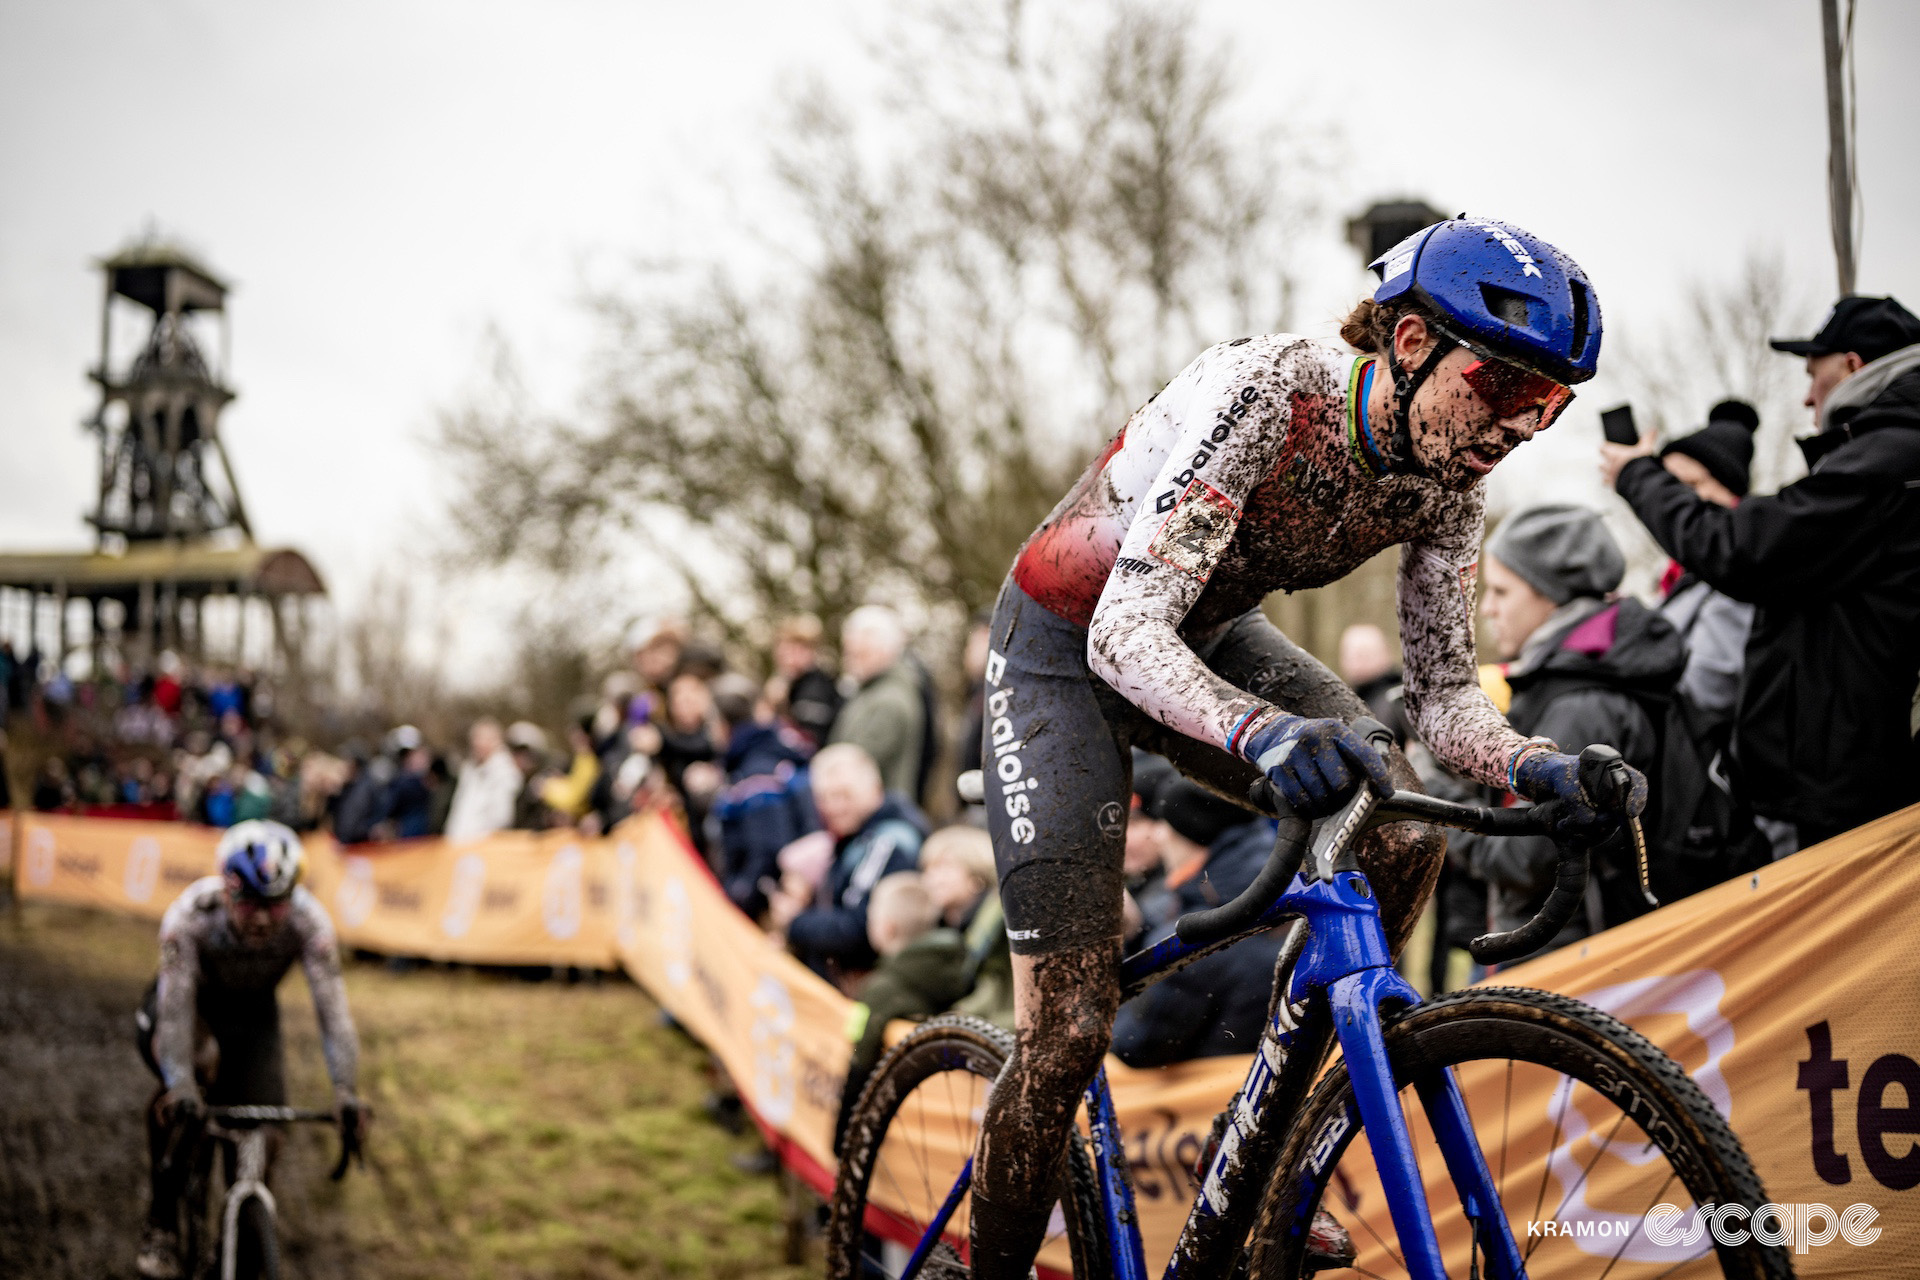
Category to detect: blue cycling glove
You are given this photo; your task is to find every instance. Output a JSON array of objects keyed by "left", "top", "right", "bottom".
[
  {"left": 1512, "top": 749, "right": 1648, "bottom": 838},
  {"left": 1234, "top": 713, "right": 1393, "bottom": 818}
]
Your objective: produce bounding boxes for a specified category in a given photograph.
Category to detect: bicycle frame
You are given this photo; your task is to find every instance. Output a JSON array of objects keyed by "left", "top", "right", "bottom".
[
  {"left": 182, "top": 1105, "right": 339, "bottom": 1280},
  {"left": 209, "top": 1122, "right": 277, "bottom": 1280},
  {"left": 897, "top": 786, "right": 1533, "bottom": 1280}
]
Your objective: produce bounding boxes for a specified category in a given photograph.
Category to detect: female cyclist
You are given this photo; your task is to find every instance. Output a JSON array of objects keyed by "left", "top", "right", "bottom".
[{"left": 970, "top": 217, "right": 1642, "bottom": 1277}]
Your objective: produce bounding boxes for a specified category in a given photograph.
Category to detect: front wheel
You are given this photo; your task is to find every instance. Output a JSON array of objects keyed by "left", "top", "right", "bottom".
[
  {"left": 825, "top": 1014, "right": 1111, "bottom": 1279},
  {"left": 231, "top": 1194, "right": 280, "bottom": 1280},
  {"left": 1246, "top": 986, "right": 1792, "bottom": 1280}
]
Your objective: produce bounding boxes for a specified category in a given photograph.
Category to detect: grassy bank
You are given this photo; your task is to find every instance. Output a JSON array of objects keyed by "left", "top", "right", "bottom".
[{"left": 0, "top": 901, "right": 809, "bottom": 1279}]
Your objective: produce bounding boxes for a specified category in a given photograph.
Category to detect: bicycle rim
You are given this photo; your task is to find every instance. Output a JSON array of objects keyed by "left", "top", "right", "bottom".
[
  {"left": 1247, "top": 986, "right": 1792, "bottom": 1280},
  {"left": 826, "top": 1014, "right": 1110, "bottom": 1279}
]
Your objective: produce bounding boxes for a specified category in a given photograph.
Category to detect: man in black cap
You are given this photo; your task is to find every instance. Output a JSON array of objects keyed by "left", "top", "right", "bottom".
[{"left": 1601, "top": 295, "right": 1920, "bottom": 851}]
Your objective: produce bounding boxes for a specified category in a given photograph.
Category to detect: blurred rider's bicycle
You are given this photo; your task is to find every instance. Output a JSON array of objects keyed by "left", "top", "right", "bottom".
[
  {"left": 156, "top": 1104, "right": 362, "bottom": 1280},
  {"left": 830, "top": 720, "right": 1791, "bottom": 1279}
]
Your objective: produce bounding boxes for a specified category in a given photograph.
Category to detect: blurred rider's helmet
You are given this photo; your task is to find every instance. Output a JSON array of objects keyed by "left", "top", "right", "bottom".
[
  {"left": 1369, "top": 217, "right": 1602, "bottom": 385},
  {"left": 218, "top": 819, "right": 306, "bottom": 901}
]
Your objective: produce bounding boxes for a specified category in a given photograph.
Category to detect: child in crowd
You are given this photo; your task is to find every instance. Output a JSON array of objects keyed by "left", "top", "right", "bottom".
[
  {"left": 833, "top": 872, "right": 971, "bottom": 1152},
  {"left": 918, "top": 825, "right": 1013, "bottom": 1030}
]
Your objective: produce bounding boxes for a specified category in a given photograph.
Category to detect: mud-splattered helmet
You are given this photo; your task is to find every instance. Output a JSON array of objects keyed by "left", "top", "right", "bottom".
[
  {"left": 218, "top": 820, "right": 305, "bottom": 901},
  {"left": 1370, "top": 216, "right": 1602, "bottom": 386}
]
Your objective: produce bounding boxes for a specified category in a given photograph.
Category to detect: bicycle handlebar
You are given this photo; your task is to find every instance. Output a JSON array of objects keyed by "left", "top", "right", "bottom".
[
  {"left": 1168, "top": 720, "right": 1646, "bottom": 968},
  {"left": 203, "top": 1104, "right": 363, "bottom": 1181}
]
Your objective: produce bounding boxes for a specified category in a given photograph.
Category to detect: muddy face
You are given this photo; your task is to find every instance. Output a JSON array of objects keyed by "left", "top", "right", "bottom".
[
  {"left": 1405, "top": 345, "right": 1548, "bottom": 491},
  {"left": 225, "top": 889, "right": 291, "bottom": 945}
]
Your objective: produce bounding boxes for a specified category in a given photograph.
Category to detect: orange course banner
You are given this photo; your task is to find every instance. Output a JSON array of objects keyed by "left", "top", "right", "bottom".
[{"left": 13, "top": 805, "right": 1920, "bottom": 1273}]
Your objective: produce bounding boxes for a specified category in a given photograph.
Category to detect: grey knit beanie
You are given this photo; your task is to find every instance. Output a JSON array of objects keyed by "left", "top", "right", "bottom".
[{"left": 1486, "top": 504, "right": 1624, "bottom": 605}]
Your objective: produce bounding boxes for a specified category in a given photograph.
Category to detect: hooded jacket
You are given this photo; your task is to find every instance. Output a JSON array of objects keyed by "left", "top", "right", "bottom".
[
  {"left": 1616, "top": 353, "right": 1920, "bottom": 835},
  {"left": 786, "top": 793, "right": 929, "bottom": 977},
  {"left": 1464, "top": 598, "right": 1685, "bottom": 959}
]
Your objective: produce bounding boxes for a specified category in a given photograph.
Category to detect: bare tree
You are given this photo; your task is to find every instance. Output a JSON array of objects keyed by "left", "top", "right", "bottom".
[
  {"left": 438, "top": 1, "right": 1325, "bottom": 656},
  {"left": 1613, "top": 250, "right": 1817, "bottom": 495}
]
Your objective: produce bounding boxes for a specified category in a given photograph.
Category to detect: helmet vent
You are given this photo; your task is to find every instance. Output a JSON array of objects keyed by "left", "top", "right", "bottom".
[
  {"left": 1479, "top": 284, "right": 1534, "bottom": 329},
  {"left": 1569, "top": 280, "right": 1592, "bottom": 355}
]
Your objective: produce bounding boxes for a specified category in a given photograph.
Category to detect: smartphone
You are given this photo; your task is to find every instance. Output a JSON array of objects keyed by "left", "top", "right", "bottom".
[{"left": 1600, "top": 404, "right": 1639, "bottom": 446}]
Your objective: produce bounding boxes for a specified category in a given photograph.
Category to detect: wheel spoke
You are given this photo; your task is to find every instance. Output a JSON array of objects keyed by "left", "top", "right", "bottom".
[
  {"left": 1546, "top": 1103, "right": 1634, "bottom": 1225},
  {"left": 1523, "top": 1073, "right": 1574, "bottom": 1262},
  {"left": 1597, "top": 1168, "right": 1677, "bottom": 1280}
]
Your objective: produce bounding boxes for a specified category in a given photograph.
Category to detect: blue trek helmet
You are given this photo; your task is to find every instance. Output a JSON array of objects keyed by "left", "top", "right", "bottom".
[
  {"left": 218, "top": 819, "right": 306, "bottom": 900},
  {"left": 1369, "top": 217, "right": 1602, "bottom": 386}
]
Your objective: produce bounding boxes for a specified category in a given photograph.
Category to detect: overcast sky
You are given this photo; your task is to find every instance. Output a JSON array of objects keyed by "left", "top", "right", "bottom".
[{"left": 3, "top": 0, "right": 1915, "bottom": 679}]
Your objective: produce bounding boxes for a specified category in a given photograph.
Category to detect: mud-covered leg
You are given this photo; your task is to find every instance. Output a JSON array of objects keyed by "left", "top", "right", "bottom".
[{"left": 971, "top": 944, "right": 1120, "bottom": 1280}]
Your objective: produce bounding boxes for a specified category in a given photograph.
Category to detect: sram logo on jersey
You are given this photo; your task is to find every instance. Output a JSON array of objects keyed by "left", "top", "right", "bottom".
[
  {"left": 1152, "top": 383, "right": 1263, "bottom": 514},
  {"left": 1149, "top": 480, "right": 1242, "bottom": 583}
]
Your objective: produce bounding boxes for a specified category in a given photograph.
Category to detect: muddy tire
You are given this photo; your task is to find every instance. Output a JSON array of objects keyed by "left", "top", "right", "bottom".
[
  {"left": 232, "top": 1194, "right": 280, "bottom": 1280},
  {"left": 1244, "top": 986, "right": 1792, "bottom": 1280},
  {"left": 825, "top": 1014, "right": 1111, "bottom": 1279}
]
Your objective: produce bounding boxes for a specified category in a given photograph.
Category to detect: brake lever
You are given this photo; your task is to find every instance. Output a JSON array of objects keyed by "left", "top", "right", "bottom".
[{"left": 1578, "top": 745, "right": 1657, "bottom": 907}]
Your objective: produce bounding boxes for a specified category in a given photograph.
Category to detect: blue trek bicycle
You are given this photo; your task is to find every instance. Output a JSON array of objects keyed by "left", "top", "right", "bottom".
[{"left": 827, "top": 722, "right": 1790, "bottom": 1280}]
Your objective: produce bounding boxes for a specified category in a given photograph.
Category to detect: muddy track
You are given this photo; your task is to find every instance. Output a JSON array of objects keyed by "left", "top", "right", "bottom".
[{"left": 0, "top": 906, "right": 355, "bottom": 1279}]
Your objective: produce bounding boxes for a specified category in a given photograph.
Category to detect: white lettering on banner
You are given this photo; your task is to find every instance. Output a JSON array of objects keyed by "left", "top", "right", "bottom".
[
  {"left": 662, "top": 877, "right": 693, "bottom": 988},
  {"left": 750, "top": 974, "right": 797, "bottom": 1126},
  {"left": 24, "top": 827, "right": 55, "bottom": 888},
  {"left": 543, "top": 845, "right": 584, "bottom": 940},
  {"left": 336, "top": 857, "right": 377, "bottom": 928},
  {"left": 442, "top": 854, "right": 486, "bottom": 938},
  {"left": 124, "top": 836, "right": 162, "bottom": 904},
  {"left": 613, "top": 842, "right": 639, "bottom": 946},
  {"left": 1542, "top": 970, "right": 1735, "bottom": 1261}
]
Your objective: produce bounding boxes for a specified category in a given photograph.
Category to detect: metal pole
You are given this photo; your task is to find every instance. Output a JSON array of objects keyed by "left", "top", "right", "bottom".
[{"left": 1821, "top": 0, "right": 1856, "bottom": 295}]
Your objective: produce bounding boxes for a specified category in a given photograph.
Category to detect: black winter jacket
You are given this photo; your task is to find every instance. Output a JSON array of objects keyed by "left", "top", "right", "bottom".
[
  {"left": 1112, "top": 821, "right": 1285, "bottom": 1066},
  {"left": 1463, "top": 598, "right": 1684, "bottom": 959},
  {"left": 786, "top": 794, "right": 930, "bottom": 978},
  {"left": 1616, "top": 364, "right": 1920, "bottom": 834}
]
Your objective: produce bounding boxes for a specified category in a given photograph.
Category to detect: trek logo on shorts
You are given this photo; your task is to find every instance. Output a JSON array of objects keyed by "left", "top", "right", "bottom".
[
  {"left": 1149, "top": 480, "right": 1241, "bottom": 583},
  {"left": 986, "top": 652, "right": 1041, "bottom": 845}
]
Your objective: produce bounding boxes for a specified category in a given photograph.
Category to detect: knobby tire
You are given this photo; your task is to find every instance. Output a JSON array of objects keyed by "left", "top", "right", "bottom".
[
  {"left": 826, "top": 1014, "right": 1112, "bottom": 1279},
  {"left": 233, "top": 1194, "right": 280, "bottom": 1280},
  {"left": 1244, "top": 986, "right": 1792, "bottom": 1280}
]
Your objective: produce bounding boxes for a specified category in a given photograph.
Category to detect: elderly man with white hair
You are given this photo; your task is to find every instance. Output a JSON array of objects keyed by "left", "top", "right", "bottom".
[
  {"left": 826, "top": 604, "right": 928, "bottom": 799},
  {"left": 771, "top": 743, "right": 928, "bottom": 981}
]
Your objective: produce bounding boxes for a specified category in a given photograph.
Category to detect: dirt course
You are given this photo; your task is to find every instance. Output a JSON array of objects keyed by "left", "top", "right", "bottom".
[
  {"left": 0, "top": 899, "right": 356, "bottom": 1278},
  {"left": 1, "top": 898, "right": 805, "bottom": 1280}
]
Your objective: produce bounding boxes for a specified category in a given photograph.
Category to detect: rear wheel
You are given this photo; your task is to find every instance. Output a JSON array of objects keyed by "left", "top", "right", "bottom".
[
  {"left": 1245, "top": 986, "right": 1792, "bottom": 1279},
  {"left": 826, "top": 1014, "right": 1111, "bottom": 1279},
  {"left": 232, "top": 1194, "right": 280, "bottom": 1280}
]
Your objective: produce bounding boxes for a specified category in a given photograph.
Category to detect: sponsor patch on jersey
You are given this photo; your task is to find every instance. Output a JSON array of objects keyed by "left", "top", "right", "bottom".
[{"left": 1148, "top": 480, "right": 1241, "bottom": 582}]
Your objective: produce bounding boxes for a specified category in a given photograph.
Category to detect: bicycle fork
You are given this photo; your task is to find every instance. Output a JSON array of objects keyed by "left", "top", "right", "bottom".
[
  {"left": 1332, "top": 967, "right": 1526, "bottom": 1280},
  {"left": 218, "top": 1129, "right": 276, "bottom": 1280}
]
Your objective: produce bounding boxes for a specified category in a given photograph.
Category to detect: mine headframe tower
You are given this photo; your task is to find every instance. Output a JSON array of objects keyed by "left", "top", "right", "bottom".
[{"left": 88, "top": 240, "right": 252, "bottom": 548}]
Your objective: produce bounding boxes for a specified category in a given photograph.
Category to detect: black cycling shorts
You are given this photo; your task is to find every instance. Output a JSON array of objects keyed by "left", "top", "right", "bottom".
[
  {"left": 982, "top": 579, "right": 1376, "bottom": 957},
  {"left": 137, "top": 979, "right": 288, "bottom": 1106}
]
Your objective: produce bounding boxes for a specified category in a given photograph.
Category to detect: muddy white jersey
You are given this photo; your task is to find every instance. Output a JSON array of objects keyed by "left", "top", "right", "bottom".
[
  {"left": 1010, "top": 333, "right": 1529, "bottom": 790},
  {"left": 154, "top": 877, "right": 359, "bottom": 1096}
]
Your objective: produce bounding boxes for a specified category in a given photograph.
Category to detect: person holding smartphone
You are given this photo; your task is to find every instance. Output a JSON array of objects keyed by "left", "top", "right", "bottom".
[{"left": 1600, "top": 295, "right": 1920, "bottom": 853}]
